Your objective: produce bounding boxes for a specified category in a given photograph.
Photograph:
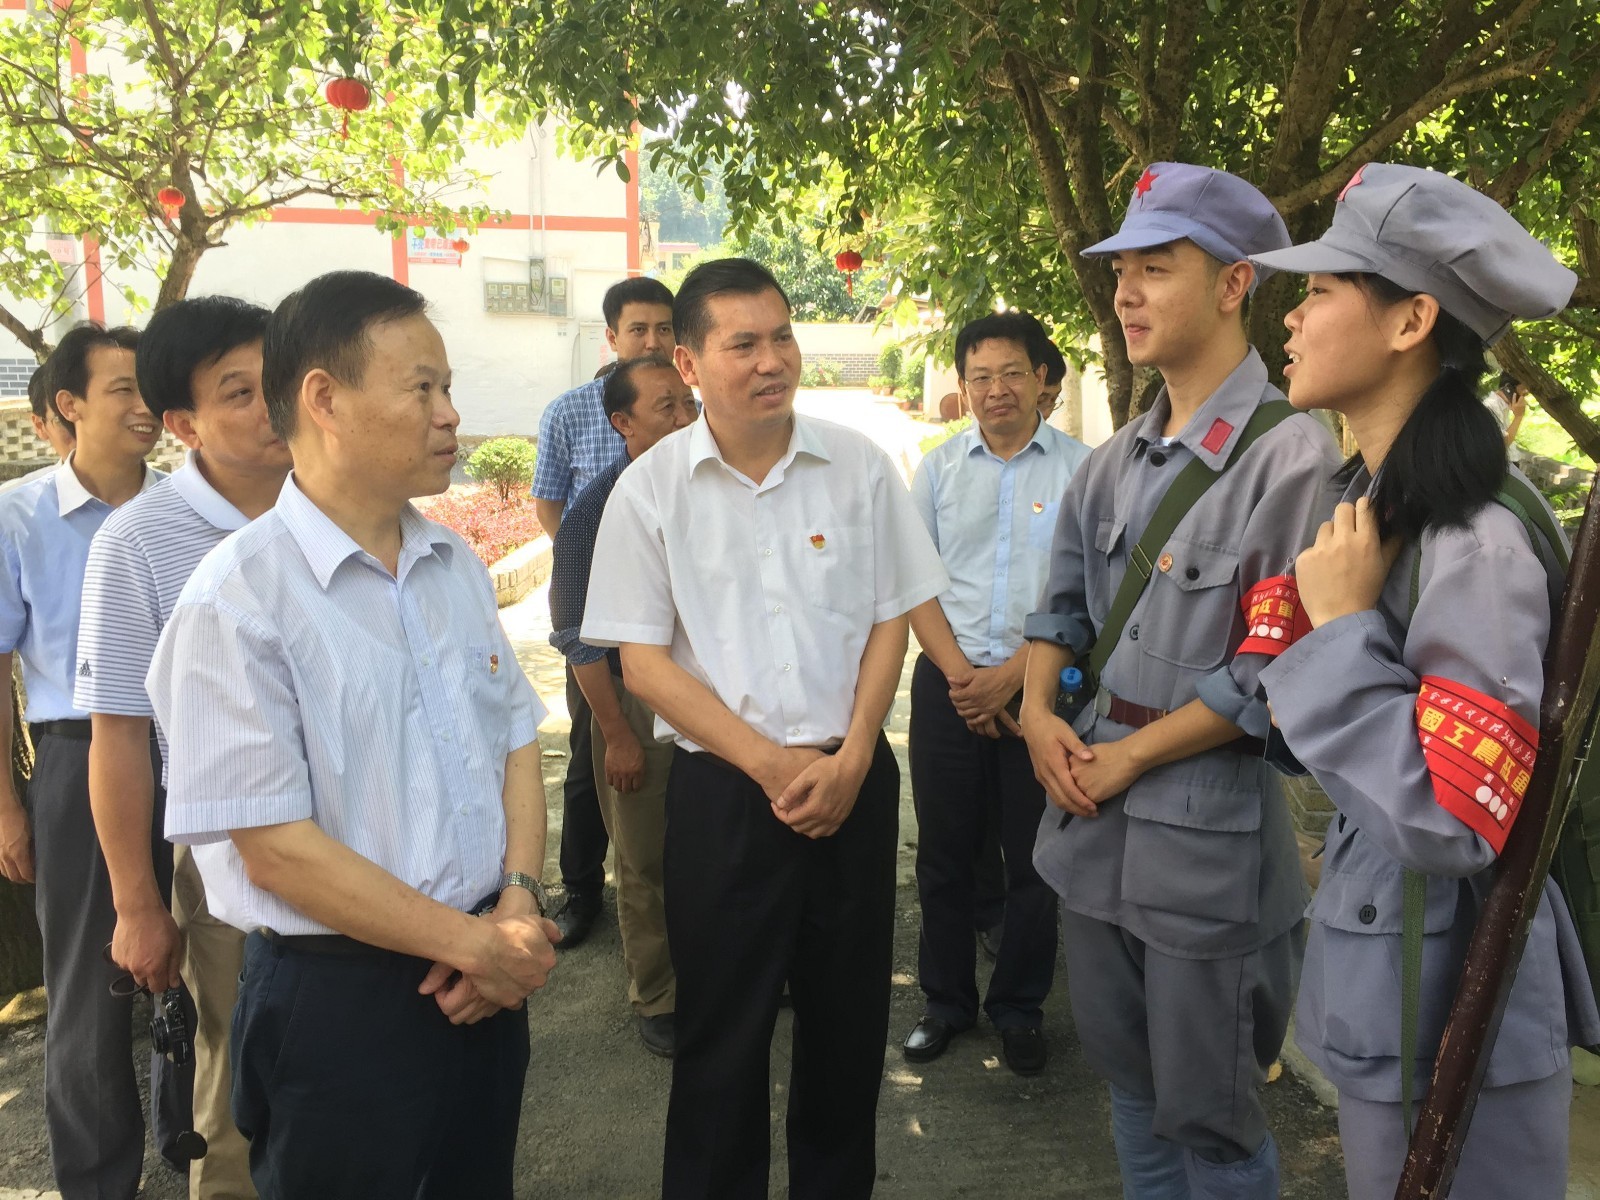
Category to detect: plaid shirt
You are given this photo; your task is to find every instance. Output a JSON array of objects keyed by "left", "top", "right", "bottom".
[{"left": 532, "top": 377, "right": 623, "bottom": 503}]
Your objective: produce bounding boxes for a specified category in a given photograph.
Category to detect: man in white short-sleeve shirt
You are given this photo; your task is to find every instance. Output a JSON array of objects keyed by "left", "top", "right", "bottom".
[
  {"left": 582, "top": 257, "right": 947, "bottom": 1199},
  {"left": 147, "top": 271, "right": 558, "bottom": 1199}
]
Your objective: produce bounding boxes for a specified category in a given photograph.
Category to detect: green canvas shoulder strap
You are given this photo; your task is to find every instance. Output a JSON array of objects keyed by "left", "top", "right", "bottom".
[
  {"left": 1398, "top": 475, "right": 1569, "bottom": 1135},
  {"left": 1086, "top": 400, "right": 1294, "bottom": 685}
]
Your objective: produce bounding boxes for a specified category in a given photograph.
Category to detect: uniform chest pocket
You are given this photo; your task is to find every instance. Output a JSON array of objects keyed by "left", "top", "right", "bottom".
[
  {"left": 801, "top": 524, "right": 875, "bottom": 617},
  {"left": 1139, "top": 538, "right": 1240, "bottom": 671},
  {"left": 1094, "top": 517, "right": 1125, "bottom": 558},
  {"left": 1121, "top": 778, "right": 1263, "bottom": 925}
]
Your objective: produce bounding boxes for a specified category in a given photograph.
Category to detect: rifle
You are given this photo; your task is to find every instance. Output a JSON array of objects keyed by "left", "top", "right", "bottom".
[{"left": 1396, "top": 477, "right": 1600, "bottom": 1198}]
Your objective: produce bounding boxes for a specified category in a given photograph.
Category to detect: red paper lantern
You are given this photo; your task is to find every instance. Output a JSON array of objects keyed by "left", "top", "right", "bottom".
[
  {"left": 323, "top": 77, "right": 371, "bottom": 140},
  {"left": 156, "top": 186, "right": 184, "bottom": 220},
  {"left": 834, "top": 249, "right": 864, "bottom": 297},
  {"left": 450, "top": 237, "right": 470, "bottom": 267}
]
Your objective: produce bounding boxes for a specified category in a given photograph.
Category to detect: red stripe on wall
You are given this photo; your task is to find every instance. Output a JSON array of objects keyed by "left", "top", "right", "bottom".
[
  {"left": 82, "top": 236, "right": 105, "bottom": 323},
  {"left": 262, "top": 208, "right": 630, "bottom": 233},
  {"left": 625, "top": 146, "right": 641, "bottom": 275}
]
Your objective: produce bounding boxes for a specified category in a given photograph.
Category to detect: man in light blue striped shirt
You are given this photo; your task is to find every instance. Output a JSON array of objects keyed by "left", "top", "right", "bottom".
[
  {"left": 78, "top": 295, "right": 291, "bottom": 1199},
  {"left": 903, "top": 312, "right": 1091, "bottom": 1078},
  {"left": 148, "top": 271, "right": 558, "bottom": 1199},
  {"left": 0, "top": 322, "right": 172, "bottom": 1200}
]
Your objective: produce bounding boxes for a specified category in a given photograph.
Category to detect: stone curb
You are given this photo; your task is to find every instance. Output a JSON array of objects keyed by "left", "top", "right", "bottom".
[{"left": 492, "top": 535, "right": 552, "bottom": 609}]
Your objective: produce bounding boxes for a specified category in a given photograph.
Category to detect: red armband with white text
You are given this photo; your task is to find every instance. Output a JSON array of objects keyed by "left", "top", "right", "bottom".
[
  {"left": 1237, "top": 575, "right": 1311, "bottom": 658},
  {"left": 1415, "top": 676, "right": 1538, "bottom": 855}
]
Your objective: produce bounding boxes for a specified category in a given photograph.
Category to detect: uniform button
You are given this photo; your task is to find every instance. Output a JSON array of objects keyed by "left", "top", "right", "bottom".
[
  {"left": 791, "top": 727, "right": 800, "bottom": 735},
  {"left": 1185, "top": 566, "right": 1199, "bottom": 581},
  {"left": 1129, "top": 624, "right": 1139, "bottom": 640},
  {"left": 773, "top": 604, "right": 783, "bottom": 614},
  {"left": 421, "top": 655, "right": 432, "bottom": 666},
  {"left": 764, "top": 549, "right": 773, "bottom": 556},
  {"left": 441, "top": 732, "right": 453, "bottom": 743},
  {"left": 1150, "top": 452, "right": 1167, "bottom": 467},
  {"left": 783, "top": 663, "right": 792, "bottom": 671},
  {"left": 1358, "top": 904, "right": 1377, "bottom": 925}
]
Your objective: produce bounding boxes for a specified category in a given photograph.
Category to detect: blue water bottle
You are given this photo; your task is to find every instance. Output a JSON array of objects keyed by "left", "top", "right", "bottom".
[{"left": 1055, "top": 666, "right": 1087, "bottom": 723}]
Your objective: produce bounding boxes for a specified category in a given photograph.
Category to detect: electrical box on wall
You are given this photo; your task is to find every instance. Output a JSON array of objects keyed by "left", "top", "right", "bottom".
[
  {"left": 547, "top": 275, "right": 569, "bottom": 318},
  {"left": 481, "top": 256, "right": 552, "bottom": 314}
]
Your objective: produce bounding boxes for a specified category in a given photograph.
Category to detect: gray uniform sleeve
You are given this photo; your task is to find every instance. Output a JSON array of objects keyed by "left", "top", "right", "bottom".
[
  {"left": 1023, "top": 458, "right": 1095, "bottom": 655},
  {"left": 1195, "top": 420, "right": 1339, "bottom": 738},
  {"left": 1261, "top": 515, "right": 1549, "bottom": 878}
]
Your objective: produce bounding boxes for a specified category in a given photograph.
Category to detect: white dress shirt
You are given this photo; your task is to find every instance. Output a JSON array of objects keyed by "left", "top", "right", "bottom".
[
  {"left": 581, "top": 414, "right": 948, "bottom": 749},
  {"left": 148, "top": 475, "right": 547, "bottom": 936}
]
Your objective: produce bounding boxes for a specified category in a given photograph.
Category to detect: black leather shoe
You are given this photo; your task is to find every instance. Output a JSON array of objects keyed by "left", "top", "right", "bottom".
[
  {"left": 552, "top": 891, "right": 601, "bottom": 950},
  {"left": 1001, "top": 1027, "right": 1048, "bottom": 1076},
  {"left": 903, "top": 1016, "right": 962, "bottom": 1063},
  {"left": 638, "top": 1012, "right": 675, "bottom": 1058},
  {"left": 979, "top": 922, "right": 1004, "bottom": 962}
]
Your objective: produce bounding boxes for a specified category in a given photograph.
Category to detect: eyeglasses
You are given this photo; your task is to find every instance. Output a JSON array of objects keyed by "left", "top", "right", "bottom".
[{"left": 965, "top": 370, "right": 1031, "bottom": 394}]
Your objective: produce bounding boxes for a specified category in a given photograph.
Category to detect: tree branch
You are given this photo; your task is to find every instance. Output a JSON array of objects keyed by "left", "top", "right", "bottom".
[
  {"left": 1485, "top": 66, "right": 1600, "bottom": 205},
  {"left": 0, "top": 304, "right": 49, "bottom": 360}
]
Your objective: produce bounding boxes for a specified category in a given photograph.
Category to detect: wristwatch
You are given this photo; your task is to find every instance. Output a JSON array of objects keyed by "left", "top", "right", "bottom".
[{"left": 497, "top": 871, "right": 549, "bottom": 917}]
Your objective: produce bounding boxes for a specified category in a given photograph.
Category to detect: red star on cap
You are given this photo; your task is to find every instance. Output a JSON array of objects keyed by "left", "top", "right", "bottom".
[
  {"left": 1134, "top": 167, "right": 1158, "bottom": 203},
  {"left": 1338, "top": 165, "right": 1366, "bottom": 203}
]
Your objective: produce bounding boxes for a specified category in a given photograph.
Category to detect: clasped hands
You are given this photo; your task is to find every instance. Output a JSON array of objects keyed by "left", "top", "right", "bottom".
[
  {"left": 419, "top": 889, "right": 560, "bottom": 1026},
  {"left": 1019, "top": 706, "right": 1148, "bottom": 820}
]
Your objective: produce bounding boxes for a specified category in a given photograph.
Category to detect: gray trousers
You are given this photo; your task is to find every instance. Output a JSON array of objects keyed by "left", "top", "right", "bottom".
[
  {"left": 1060, "top": 908, "right": 1300, "bottom": 1164},
  {"left": 1337, "top": 1069, "right": 1570, "bottom": 1200},
  {"left": 29, "top": 729, "right": 193, "bottom": 1199}
]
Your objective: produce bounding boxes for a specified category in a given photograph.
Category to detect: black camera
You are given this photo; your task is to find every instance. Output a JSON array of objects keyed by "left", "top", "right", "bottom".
[{"left": 149, "top": 987, "right": 194, "bottom": 1067}]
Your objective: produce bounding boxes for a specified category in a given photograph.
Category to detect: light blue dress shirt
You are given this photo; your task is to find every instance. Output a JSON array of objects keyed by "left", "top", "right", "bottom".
[
  {"left": 0, "top": 455, "right": 163, "bottom": 721},
  {"left": 531, "top": 377, "right": 622, "bottom": 503},
  {"left": 910, "top": 417, "right": 1091, "bottom": 666},
  {"left": 148, "top": 475, "right": 547, "bottom": 936}
]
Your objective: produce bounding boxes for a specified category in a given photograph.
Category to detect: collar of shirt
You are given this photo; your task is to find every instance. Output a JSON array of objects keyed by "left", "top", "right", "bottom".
[
  {"left": 961, "top": 413, "right": 1053, "bottom": 463},
  {"left": 171, "top": 451, "right": 250, "bottom": 533},
  {"left": 54, "top": 452, "right": 162, "bottom": 516},
  {"left": 274, "top": 473, "right": 454, "bottom": 590},
  {"left": 1126, "top": 347, "right": 1271, "bottom": 470},
  {"left": 687, "top": 413, "right": 832, "bottom": 489}
]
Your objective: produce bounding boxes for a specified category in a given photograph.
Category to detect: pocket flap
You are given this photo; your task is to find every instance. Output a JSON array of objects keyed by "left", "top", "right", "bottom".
[
  {"left": 1164, "top": 539, "right": 1239, "bottom": 592},
  {"left": 1123, "top": 774, "right": 1262, "bottom": 833},
  {"left": 1311, "top": 864, "right": 1461, "bottom": 936},
  {"left": 1094, "top": 517, "right": 1125, "bottom": 556}
]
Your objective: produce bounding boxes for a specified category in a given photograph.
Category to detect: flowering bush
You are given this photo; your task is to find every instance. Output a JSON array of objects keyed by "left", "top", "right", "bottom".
[{"left": 418, "top": 486, "right": 543, "bottom": 566}]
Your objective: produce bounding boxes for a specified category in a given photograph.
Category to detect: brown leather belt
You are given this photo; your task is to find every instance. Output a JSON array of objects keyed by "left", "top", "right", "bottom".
[{"left": 1099, "top": 692, "right": 1267, "bottom": 759}]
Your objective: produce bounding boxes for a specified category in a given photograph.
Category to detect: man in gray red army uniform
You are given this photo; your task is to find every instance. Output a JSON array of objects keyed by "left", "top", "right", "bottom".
[{"left": 1018, "top": 163, "right": 1342, "bottom": 1199}]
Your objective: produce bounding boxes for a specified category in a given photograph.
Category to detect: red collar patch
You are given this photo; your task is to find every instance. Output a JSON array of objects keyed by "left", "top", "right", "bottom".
[{"left": 1200, "top": 418, "right": 1233, "bottom": 455}]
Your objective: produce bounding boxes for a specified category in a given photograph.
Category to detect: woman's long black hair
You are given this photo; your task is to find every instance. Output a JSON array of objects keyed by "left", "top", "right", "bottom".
[{"left": 1333, "top": 273, "right": 1506, "bottom": 544}]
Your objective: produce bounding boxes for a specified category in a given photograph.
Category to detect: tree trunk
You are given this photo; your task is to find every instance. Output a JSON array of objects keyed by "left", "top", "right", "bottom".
[
  {"left": 1495, "top": 330, "right": 1600, "bottom": 463},
  {"left": 0, "top": 672, "right": 43, "bottom": 998},
  {"left": 155, "top": 235, "right": 207, "bottom": 311}
]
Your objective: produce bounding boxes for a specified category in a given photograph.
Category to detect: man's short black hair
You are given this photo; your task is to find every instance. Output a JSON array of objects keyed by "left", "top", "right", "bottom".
[
  {"left": 603, "top": 355, "right": 678, "bottom": 421},
  {"left": 26, "top": 365, "right": 50, "bottom": 421},
  {"left": 45, "top": 322, "right": 140, "bottom": 425},
  {"left": 602, "top": 278, "right": 674, "bottom": 331},
  {"left": 954, "top": 311, "right": 1054, "bottom": 379},
  {"left": 1497, "top": 370, "right": 1524, "bottom": 394},
  {"left": 262, "top": 271, "right": 428, "bottom": 440},
  {"left": 136, "top": 296, "right": 270, "bottom": 420},
  {"left": 673, "top": 258, "right": 791, "bottom": 353}
]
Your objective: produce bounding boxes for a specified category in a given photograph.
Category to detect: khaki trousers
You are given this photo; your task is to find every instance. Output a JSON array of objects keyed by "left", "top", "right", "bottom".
[
  {"left": 589, "top": 685, "right": 675, "bottom": 1017},
  {"left": 172, "top": 845, "right": 254, "bottom": 1199}
]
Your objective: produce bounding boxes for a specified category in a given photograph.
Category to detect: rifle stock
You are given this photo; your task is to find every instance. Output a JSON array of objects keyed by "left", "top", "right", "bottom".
[{"left": 1397, "top": 477, "right": 1600, "bottom": 1198}]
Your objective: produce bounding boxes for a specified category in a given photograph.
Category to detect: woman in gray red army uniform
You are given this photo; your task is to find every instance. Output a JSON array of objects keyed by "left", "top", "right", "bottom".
[{"left": 1254, "top": 163, "right": 1600, "bottom": 1199}]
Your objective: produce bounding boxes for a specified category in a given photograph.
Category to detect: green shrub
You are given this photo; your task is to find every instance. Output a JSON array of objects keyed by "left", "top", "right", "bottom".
[
  {"left": 878, "top": 344, "right": 903, "bottom": 380},
  {"left": 897, "top": 354, "right": 925, "bottom": 405},
  {"left": 467, "top": 437, "right": 537, "bottom": 505}
]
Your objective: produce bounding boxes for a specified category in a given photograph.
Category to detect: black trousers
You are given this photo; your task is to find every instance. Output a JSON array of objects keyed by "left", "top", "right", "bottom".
[
  {"left": 28, "top": 729, "right": 194, "bottom": 1200},
  {"left": 661, "top": 735, "right": 898, "bottom": 1200},
  {"left": 231, "top": 932, "right": 531, "bottom": 1199},
  {"left": 908, "top": 654, "right": 1057, "bottom": 1031},
  {"left": 560, "top": 665, "right": 609, "bottom": 896}
]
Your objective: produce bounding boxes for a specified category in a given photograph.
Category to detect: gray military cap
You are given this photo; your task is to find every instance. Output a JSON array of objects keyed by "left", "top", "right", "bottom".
[
  {"left": 1250, "top": 163, "right": 1576, "bottom": 344},
  {"left": 1083, "top": 162, "right": 1291, "bottom": 292}
]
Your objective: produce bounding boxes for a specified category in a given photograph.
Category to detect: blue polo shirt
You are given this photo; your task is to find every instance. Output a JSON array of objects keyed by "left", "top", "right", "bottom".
[{"left": 0, "top": 455, "right": 162, "bottom": 722}]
